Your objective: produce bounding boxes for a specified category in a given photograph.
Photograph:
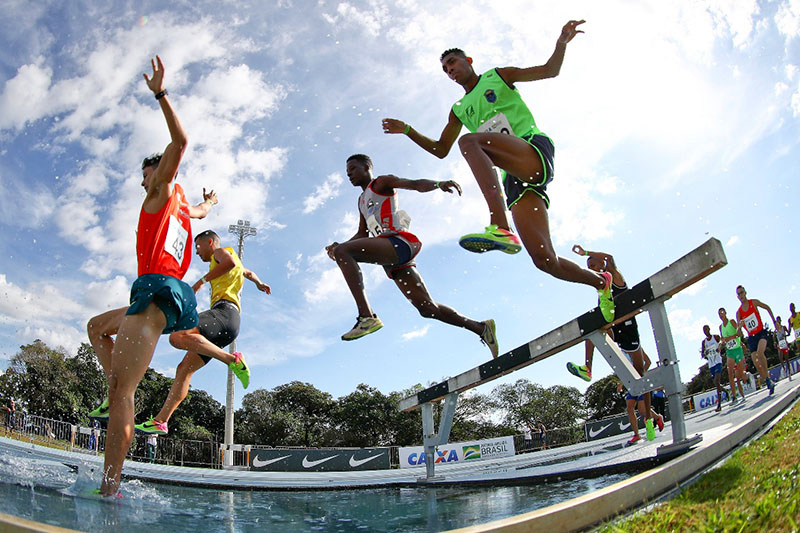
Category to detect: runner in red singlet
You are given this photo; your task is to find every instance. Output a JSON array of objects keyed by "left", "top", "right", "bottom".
[
  {"left": 735, "top": 285, "right": 777, "bottom": 396},
  {"left": 94, "top": 56, "right": 213, "bottom": 497}
]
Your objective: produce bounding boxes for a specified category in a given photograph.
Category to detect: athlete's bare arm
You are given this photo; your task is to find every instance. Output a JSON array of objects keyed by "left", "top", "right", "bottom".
[
  {"left": 498, "top": 20, "right": 585, "bottom": 84},
  {"left": 381, "top": 110, "right": 462, "bottom": 159},
  {"left": 573, "top": 245, "right": 624, "bottom": 285},
  {"left": 187, "top": 188, "right": 218, "bottom": 219},
  {"left": 326, "top": 214, "right": 368, "bottom": 260},
  {"left": 192, "top": 247, "right": 236, "bottom": 292},
  {"left": 243, "top": 268, "right": 271, "bottom": 294},
  {"left": 752, "top": 298, "right": 778, "bottom": 326},
  {"left": 371, "top": 174, "right": 462, "bottom": 196},
  {"left": 142, "top": 56, "right": 188, "bottom": 210}
]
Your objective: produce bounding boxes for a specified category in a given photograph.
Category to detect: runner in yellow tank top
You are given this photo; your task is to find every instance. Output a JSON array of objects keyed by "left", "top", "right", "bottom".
[{"left": 135, "top": 229, "right": 271, "bottom": 436}]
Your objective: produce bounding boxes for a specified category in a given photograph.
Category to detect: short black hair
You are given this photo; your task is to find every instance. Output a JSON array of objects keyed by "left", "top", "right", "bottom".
[
  {"left": 142, "top": 153, "right": 163, "bottom": 169},
  {"left": 347, "top": 153, "right": 373, "bottom": 169},
  {"left": 195, "top": 229, "right": 221, "bottom": 244},
  {"left": 440, "top": 48, "right": 467, "bottom": 61}
]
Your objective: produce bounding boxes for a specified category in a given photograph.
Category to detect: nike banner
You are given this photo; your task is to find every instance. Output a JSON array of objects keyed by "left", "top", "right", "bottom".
[
  {"left": 584, "top": 413, "right": 649, "bottom": 441},
  {"left": 398, "top": 436, "right": 515, "bottom": 469},
  {"left": 249, "top": 448, "right": 391, "bottom": 472}
]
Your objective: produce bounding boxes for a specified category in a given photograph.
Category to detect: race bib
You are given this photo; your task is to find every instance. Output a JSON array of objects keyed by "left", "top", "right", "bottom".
[
  {"left": 743, "top": 314, "right": 759, "bottom": 332},
  {"left": 366, "top": 214, "right": 383, "bottom": 237},
  {"left": 477, "top": 113, "right": 515, "bottom": 136},
  {"left": 164, "top": 215, "right": 188, "bottom": 263},
  {"left": 779, "top": 339, "right": 789, "bottom": 350},
  {"left": 726, "top": 339, "right": 737, "bottom": 350}
]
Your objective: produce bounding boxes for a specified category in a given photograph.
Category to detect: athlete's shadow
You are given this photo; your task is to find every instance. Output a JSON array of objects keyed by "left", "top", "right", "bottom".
[{"left": 679, "top": 462, "right": 743, "bottom": 503}]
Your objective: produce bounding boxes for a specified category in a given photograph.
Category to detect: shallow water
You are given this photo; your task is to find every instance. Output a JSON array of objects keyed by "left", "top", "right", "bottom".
[{"left": 0, "top": 446, "right": 627, "bottom": 532}]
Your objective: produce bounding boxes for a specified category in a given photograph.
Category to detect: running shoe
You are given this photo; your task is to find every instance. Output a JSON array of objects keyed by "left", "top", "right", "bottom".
[
  {"left": 645, "top": 418, "right": 656, "bottom": 441},
  {"left": 341, "top": 315, "right": 384, "bottom": 341},
  {"left": 480, "top": 319, "right": 499, "bottom": 358},
  {"left": 730, "top": 395, "right": 737, "bottom": 405},
  {"left": 767, "top": 377, "right": 775, "bottom": 396},
  {"left": 597, "top": 271, "right": 615, "bottom": 322},
  {"left": 88, "top": 397, "right": 110, "bottom": 420},
  {"left": 228, "top": 352, "right": 250, "bottom": 389},
  {"left": 135, "top": 417, "right": 168, "bottom": 435},
  {"left": 627, "top": 434, "right": 642, "bottom": 445},
  {"left": 458, "top": 225, "right": 522, "bottom": 255},
  {"left": 89, "top": 488, "right": 123, "bottom": 500},
  {"left": 714, "top": 404, "right": 722, "bottom": 413},
  {"left": 655, "top": 414, "right": 665, "bottom": 432},
  {"left": 566, "top": 362, "right": 592, "bottom": 382},
  {"left": 740, "top": 395, "right": 746, "bottom": 404}
]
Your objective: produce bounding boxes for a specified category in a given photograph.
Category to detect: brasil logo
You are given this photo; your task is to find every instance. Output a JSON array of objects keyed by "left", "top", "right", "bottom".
[{"left": 463, "top": 445, "right": 481, "bottom": 461}]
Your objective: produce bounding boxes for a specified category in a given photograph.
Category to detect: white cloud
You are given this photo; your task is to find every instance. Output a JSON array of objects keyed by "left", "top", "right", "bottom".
[
  {"left": 682, "top": 279, "right": 708, "bottom": 297},
  {"left": 402, "top": 325, "right": 430, "bottom": 340},
  {"left": 726, "top": 235, "right": 740, "bottom": 247},
  {"left": 303, "top": 172, "right": 344, "bottom": 213}
]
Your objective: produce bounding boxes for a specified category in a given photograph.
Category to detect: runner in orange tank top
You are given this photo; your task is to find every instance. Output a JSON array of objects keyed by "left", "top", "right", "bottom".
[
  {"left": 735, "top": 285, "right": 778, "bottom": 396},
  {"left": 89, "top": 56, "right": 219, "bottom": 498}
]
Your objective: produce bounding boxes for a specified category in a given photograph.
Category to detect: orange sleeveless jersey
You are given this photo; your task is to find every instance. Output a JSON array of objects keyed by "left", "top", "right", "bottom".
[{"left": 136, "top": 183, "right": 192, "bottom": 278}]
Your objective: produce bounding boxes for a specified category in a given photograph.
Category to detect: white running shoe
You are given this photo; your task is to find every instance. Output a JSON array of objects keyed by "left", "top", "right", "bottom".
[{"left": 341, "top": 315, "right": 384, "bottom": 341}]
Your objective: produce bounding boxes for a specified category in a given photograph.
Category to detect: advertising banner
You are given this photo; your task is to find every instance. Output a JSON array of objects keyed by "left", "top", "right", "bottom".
[
  {"left": 692, "top": 372, "right": 757, "bottom": 411},
  {"left": 249, "top": 447, "right": 390, "bottom": 472},
  {"left": 398, "top": 436, "right": 515, "bottom": 469},
  {"left": 584, "top": 413, "right": 649, "bottom": 441}
]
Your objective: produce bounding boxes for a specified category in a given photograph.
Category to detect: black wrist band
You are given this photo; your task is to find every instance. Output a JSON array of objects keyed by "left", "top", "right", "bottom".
[{"left": 154, "top": 89, "right": 168, "bottom": 100}]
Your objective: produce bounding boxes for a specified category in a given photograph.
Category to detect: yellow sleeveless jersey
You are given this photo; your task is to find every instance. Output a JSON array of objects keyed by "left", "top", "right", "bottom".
[{"left": 209, "top": 247, "right": 243, "bottom": 311}]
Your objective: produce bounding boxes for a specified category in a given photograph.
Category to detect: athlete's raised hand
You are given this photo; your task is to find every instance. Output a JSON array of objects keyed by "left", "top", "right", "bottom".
[
  {"left": 202, "top": 188, "right": 218, "bottom": 205},
  {"left": 255, "top": 281, "right": 271, "bottom": 294},
  {"left": 325, "top": 242, "right": 339, "bottom": 260},
  {"left": 381, "top": 118, "right": 407, "bottom": 134},
  {"left": 143, "top": 55, "right": 166, "bottom": 94},
  {"left": 436, "top": 180, "right": 462, "bottom": 196},
  {"left": 558, "top": 20, "right": 585, "bottom": 44}
]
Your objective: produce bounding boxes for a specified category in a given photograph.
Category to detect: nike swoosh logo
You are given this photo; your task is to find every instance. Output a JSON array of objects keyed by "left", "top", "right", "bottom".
[
  {"left": 302, "top": 455, "right": 339, "bottom": 468},
  {"left": 588, "top": 423, "right": 612, "bottom": 438},
  {"left": 349, "top": 453, "right": 384, "bottom": 468},
  {"left": 252, "top": 454, "right": 292, "bottom": 468},
  {"left": 619, "top": 421, "right": 631, "bottom": 431}
]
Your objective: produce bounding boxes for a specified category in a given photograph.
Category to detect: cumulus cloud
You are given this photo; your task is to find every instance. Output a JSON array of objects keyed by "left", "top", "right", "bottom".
[
  {"left": 402, "top": 325, "right": 430, "bottom": 340},
  {"left": 303, "top": 172, "right": 344, "bottom": 213}
]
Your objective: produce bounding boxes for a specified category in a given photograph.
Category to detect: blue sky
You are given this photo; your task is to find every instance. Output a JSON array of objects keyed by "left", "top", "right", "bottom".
[{"left": 1, "top": 0, "right": 799, "bottom": 412}]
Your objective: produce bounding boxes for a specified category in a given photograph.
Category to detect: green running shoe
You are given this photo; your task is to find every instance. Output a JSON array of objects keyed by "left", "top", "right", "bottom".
[
  {"left": 645, "top": 418, "right": 656, "bottom": 441},
  {"left": 341, "top": 315, "right": 384, "bottom": 341},
  {"left": 135, "top": 417, "right": 168, "bottom": 435},
  {"left": 566, "top": 362, "right": 592, "bottom": 382},
  {"left": 88, "top": 397, "right": 109, "bottom": 420},
  {"left": 459, "top": 225, "right": 522, "bottom": 254},
  {"left": 598, "top": 271, "right": 615, "bottom": 322},
  {"left": 228, "top": 352, "right": 250, "bottom": 389},
  {"left": 480, "top": 319, "right": 499, "bottom": 358}
]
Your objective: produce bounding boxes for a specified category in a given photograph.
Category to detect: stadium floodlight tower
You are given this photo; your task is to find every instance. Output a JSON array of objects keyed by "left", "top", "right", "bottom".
[{"left": 223, "top": 219, "right": 257, "bottom": 466}]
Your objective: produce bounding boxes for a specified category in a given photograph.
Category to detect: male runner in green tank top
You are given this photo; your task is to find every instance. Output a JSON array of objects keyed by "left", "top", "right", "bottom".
[
  {"left": 719, "top": 307, "right": 746, "bottom": 404},
  {"left": 382, "top": 20, "right": 614, "bottom": 323}
]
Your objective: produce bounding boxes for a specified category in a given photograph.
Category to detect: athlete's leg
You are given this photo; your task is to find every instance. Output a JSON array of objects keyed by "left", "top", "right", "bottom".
[
  {"left": 169, "top": 327, "right": 235, "bottom": 365},
  {"left": 510, "top": 194, "right": 606, "bottom": 289},
  {"left": 392, "top": 267, "right": 484, "bottom": 335},
  {"left": 714, "top": 371, "right": 723, "bottom": 410},
  {"left": 626, "top": 398, "right": 639, "bottom": 437},
  {"left": 752, "top": 338, "right": 770, "bottom": 380},
  {"left": 153, "top": 352, "right": 208, "bottom": 424},
  {"left": 87, "top": 307, "right": 128, "bottom": 380},
  {"left": 726, "top": 358, "right": 737, "bottom": 399},
  {"left": 458, "top": 132, "right": 546, "bottom": 230},
  {"left": 100, "top": 303, "right": 166, "bottom": 496},
  {"left": 332, "top": 237, "right": 400, "bottom": 318},
  {"left": 630, "top": 348, "right": 652, "bottom": 419},
  {"left": 735, "top": 360, "right": 746, "bottom": 397}
]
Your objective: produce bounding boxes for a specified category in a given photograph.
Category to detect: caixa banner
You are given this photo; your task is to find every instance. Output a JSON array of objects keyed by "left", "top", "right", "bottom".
[
  {"left": 250, "top": 448, "right": 391, "bottom": 472},
  {"left": 398, "top": 436, "right": 515, "bottom": 469}
]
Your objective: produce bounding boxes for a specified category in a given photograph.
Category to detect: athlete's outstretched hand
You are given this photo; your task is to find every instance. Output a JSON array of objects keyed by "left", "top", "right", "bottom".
[
  {"left": 325, "top": 242, "right": 339, "bottom": 261},
  {"left": 381, "top": 118, "right": 407, "bottom": 134},
  {"left": 255, "top": 281, "right": 271, "bottom": 294},
  {"left": 203, "top": 188, "right": 218, "bottom": 205},
  {"left": 558, "top": 20, "right": 585, "bottom": 44},
  {"left": 143, "top": 55, "right": 166, "bottom": 94},
  {"left": 572, "top": 244, "right": 586, "bottom": 256},
  {"left": 437, "top": 180, "right": 462, "bottom": 196}
]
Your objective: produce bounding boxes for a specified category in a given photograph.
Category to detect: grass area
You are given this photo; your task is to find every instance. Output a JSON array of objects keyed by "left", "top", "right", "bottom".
[{"left": 601, "top": 402, "right": 800, "bottom": 532}]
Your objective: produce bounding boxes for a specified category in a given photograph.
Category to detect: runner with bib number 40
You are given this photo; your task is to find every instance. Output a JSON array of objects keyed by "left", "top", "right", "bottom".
[{"left": 382, "top": 20, "right": 615, "bottom": 323}]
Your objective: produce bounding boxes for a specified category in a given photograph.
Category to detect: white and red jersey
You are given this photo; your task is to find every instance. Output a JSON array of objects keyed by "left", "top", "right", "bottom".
[
  {"left": 738, "top": 299, "right": 764, "bottom": 336},
  {"left": 358, "top": 181, "right": 418, "bottom": 242},
  {"left": 136, "top": 183, "right": 192, "bottom": 279},
  {"left": 701, "top": 336, "right": 722, "bottom": 367}
]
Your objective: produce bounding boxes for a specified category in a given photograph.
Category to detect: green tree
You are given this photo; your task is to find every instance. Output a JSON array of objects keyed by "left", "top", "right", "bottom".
[
  {"left": 584, "top": 374, "right": 626, "bottom": 420},
  {"left": 493, "top": 379, "right": 585, "bottom": 431},
  {"left": 330, "top": 383, "right": 397, "bottom": 447}
]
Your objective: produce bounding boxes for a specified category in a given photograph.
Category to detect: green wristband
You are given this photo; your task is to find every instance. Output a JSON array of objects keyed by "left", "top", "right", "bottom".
[
  {"left": 403, "top": 124, "right": 410, "bottom": 135},
  {"left": 434, "top": 181, "right": 440, "bottom": 189}
]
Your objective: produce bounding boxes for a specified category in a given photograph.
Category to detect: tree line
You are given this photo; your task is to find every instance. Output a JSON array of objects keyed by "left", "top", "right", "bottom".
[{"left": 5, "top": 338, "right": 778, "bottom": 447}]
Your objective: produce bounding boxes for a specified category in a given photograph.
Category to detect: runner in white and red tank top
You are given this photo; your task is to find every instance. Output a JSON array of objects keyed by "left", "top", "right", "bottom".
[
  {"left": 735, "top": 285, "right": 778, "bottom": 396},
  {"left": 326, "top": 153, "right": 499, "bottom": 357}
]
